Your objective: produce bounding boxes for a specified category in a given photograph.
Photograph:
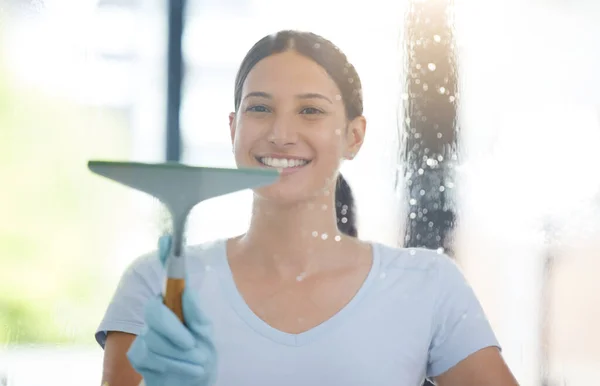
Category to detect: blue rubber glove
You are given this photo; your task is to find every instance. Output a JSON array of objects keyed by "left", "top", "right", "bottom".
[{"left": 127, "top": 235, "right": 218, "bottom": 386}]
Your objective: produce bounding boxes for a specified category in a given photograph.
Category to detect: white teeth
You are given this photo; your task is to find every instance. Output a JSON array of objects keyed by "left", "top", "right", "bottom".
[{"left": 259, "top": 157, "right": 308, "bottom": 168}]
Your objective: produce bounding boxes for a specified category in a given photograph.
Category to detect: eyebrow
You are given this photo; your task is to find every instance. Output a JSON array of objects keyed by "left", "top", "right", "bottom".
[{"left": 242, "top": 91, "right": 333, "bottom": 104}]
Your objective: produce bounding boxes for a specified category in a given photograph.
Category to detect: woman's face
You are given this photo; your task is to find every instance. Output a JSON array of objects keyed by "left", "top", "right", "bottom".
[{"left": 229, "top": 50, "right": 366, "bottom": 204}]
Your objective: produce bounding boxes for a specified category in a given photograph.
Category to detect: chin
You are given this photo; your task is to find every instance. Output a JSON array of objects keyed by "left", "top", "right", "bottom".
[{"left": 252, "top": 181, "right": 323, "bottom": 207}]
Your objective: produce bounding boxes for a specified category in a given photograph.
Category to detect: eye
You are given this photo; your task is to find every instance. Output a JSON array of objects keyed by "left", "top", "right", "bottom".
[
  {"left": 246, "top": 105, "right": 270, "bottom": 113},
  {"left": 300, "top": 107, "right": 324, "bottom": 115}
]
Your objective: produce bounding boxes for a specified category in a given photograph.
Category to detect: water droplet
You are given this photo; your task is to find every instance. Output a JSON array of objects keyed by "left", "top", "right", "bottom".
[
  {"left": 321, "top": 204, "right": 328, "bottom": 210},
  {"left": 296, "top": 272, "right": 307, "bottom": 281},
  {"left": 437, "top": 132, "right": 443, "bottom": 139},
  {"left": 402, "top": 93, "right": 409, "bottom": 100},
  {"left": 335, "top": 94, "right": 342, "bottom": 101},
  {"left": 312, "top": 231, "right": 318, "bottom": 237},
  {"left": 415, "top": 79, "right": 421, "bottom": 85},
  {"left": 439, "top": 185, "right": 445, "bottom": 192},
  {"left": 422, "top": 83, "right": 429, "bottom": 91},
  {"left": 321, "top": 233, "right": 328, "bottom": 240},
  {"left": 335, "top": 128, "right": 342, "bottom": 135},
  {"left": 428, "top": 221, "right": 434, "bottom": 228},
  {"left": 438, "top": 86, "right": 446, "bottom": 94},
  {"left": 449, "top": 95, "right": 456, "bottom": 102},
  {"left": 427, "top": 63, "right": 436, "bottom": 71},
  {"left": 341, "top": 217, "right": 348, "bottom": 224},
  {"left": 416, "top": 63, "right": 422, "bottom": 70},
  {"left": 410, "top": 212, "right": 417, "bottom": 219},
  {"left": 334, "top": 235, "right": 341, "bottom": 242},
  {"left": 314, "top": 43, "right": 320, "bottom": 49},
  {"left": 409, "top": 249, "right": 417, "bottom": 255},
  {"left": 380, "top": 272, "right": 387, "bottom": 279},
  {"left": 433, "top": 34, "right": 441, "bottom": 42},
  {"left": 409, "top": 198, "right": 417, "bottom": 205},
  {"left": 436, "top": 247, "right": 444, "bottom": 254},
  {"left": 419, "top": 189, "right": 426, "bottom": 196},
  {"left": 418, "top": 168, "right": 424, "bottom": 175},
  {"left": 426, "top": 158, "right": 437, "bottom": 167},
  {"left": 348, "top": 78, "right": 354, "bottom": 84}
]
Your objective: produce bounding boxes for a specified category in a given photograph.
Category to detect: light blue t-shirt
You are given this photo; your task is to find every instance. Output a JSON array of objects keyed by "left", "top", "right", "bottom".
[{"left": 95, "top": 240, "right": 500, "bottom": 385}]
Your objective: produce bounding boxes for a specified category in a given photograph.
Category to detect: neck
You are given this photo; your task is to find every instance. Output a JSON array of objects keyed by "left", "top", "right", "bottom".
[{"left": 235, "top": 194, "right": 347, "bottom": 276}]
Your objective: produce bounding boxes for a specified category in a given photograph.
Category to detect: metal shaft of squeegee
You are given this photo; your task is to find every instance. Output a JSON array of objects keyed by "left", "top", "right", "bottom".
[
  {"left": 166, "top": 0, "right": 185, "bottom": 163},
  {"left": 165, "top": 0, "right": 186, "bottom": 278}
]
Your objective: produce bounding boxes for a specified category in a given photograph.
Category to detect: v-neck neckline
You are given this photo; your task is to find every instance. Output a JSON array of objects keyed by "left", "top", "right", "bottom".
[{"left": 213, "top": 239, "right": 382, "bottom": 347}]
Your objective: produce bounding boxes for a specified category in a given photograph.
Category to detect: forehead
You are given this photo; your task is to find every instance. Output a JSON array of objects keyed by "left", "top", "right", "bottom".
[{"left": 242, "top": 51, "right": 342, "bottom": 97}]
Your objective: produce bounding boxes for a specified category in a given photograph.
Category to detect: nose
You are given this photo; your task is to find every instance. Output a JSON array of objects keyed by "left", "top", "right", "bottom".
[{"left": 267, "top": 114, "right": 297, "bottom": 147}]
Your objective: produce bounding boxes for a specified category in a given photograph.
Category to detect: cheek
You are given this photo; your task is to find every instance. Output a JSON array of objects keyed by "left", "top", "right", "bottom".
[
  {"left": 311, "top": 130, "right": 345, "bottom": 177},
  {"left": 232, "top": 135, "right": 252, "bottom": 167},
  {"left": 315, "top": 127, "right": 346, "bottom": 159},
  {"left": 232, "top": 124, "right": 256, "bottom": 154}
]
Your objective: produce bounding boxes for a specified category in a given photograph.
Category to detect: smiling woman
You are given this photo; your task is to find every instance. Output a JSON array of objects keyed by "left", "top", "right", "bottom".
[{"left": 98, "top": 30, "right": 518, "bottom": 386}]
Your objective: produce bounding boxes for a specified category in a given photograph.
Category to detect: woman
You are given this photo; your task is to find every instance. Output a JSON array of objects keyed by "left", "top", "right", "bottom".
[{"left": 97, "top": 30, "right": 518, "bottom": 386}]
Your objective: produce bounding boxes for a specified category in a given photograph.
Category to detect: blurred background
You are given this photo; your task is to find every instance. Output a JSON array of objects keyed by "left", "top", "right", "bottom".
[{"left": 0, "top": 0, "right": 599, "bottom": 385}]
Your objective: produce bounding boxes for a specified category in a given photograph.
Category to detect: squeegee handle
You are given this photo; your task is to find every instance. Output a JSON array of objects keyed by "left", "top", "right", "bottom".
[
  {"left": 164, "top": 253, "right": 186, "bottom": 324},
  {"left": 164, "top": 277, "right": 185, "bottom": 323}
]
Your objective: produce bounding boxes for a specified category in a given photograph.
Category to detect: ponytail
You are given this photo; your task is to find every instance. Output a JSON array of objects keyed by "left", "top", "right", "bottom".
[{"left": 335, "top": 174, "right": 358, "bottom": 237}]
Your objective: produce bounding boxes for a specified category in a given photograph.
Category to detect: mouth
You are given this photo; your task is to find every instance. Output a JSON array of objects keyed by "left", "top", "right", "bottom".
[{"left": 255, "top": 156, "right": 312, "bottom": 169}]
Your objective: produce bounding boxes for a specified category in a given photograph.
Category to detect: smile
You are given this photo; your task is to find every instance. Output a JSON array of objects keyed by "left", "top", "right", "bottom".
[{"left": 256, "top": 156, "right": 311, "bottom": 168}]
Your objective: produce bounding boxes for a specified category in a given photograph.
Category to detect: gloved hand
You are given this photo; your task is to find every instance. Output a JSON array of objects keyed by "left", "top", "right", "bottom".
[{"left": 127, "top": 235, "right": 218, "bottom": 386}]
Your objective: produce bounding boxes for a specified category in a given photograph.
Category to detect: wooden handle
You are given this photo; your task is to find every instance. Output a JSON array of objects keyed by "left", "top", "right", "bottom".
[{"left": 164, "top": 278, "right": 186, "bottom": 324}]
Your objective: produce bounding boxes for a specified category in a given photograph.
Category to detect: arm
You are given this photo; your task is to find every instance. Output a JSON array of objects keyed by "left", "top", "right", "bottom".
[
  {"left": 433, "top": 346, "right": 519, "bottom": 386},
  {"left": 426, "top": 255, "right": 519, "bottom": 385},
  {"left": 94, "top": 249, "right": 165, "bottom": 386},
  {"left": 97, "top": 236, "right": 216, "bottom": 386},
  {"left": 101, "top": 331, "right": 142, "bottom": 386}
]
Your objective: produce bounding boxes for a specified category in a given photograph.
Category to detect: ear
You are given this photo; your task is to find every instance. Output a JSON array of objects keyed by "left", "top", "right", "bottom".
[
  {"left": 344, "top": 115, "right": 366, "bottom": 160},
  {"left": 229, "top": 112, "right": 236, "bottom": 144}
]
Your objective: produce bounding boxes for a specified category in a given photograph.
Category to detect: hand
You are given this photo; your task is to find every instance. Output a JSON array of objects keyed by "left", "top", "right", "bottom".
[{"left": 126, "top": 235, "right": 218, "bottom": 386}]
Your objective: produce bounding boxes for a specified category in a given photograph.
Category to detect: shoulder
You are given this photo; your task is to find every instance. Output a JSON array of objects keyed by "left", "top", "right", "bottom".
[
  {"left": 374, "top": 242, "right": 459, "bottom": 277},
  {"left": 370, "top": 243, "right": 470, "bottom": 302}
]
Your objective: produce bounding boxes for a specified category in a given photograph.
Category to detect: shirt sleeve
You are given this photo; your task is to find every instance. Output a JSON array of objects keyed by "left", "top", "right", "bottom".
[
  {"left": 426, "top": 256, "right": 500, "bottom": 378},
  {"left": 94, "top": 252, "right": 165, "bottom": 349}
]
